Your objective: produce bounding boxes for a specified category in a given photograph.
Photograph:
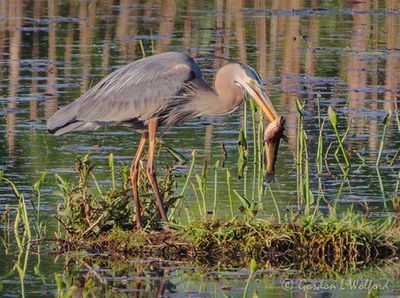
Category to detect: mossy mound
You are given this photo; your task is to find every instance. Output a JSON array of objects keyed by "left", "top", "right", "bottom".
[{"left": 58, "top": 217, "right": 400, "bottom": 273}]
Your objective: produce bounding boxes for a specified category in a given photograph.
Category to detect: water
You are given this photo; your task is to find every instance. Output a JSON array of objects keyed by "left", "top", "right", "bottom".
[{"left": 1, "top": 0, "right": 400, "bottom": 296}]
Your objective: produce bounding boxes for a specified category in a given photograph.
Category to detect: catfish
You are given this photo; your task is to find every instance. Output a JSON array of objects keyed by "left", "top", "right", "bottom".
[{"left": 264, "top": 116, "right": 286, "bottom": 183}]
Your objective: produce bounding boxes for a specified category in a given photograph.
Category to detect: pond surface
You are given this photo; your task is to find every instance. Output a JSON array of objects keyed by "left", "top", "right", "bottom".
[{"left": 1, "top": 0, "right": 400, "bottom": 296}]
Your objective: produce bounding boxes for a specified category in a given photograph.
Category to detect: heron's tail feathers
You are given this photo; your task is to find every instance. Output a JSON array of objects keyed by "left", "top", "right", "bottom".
[
  {"left": 48, "top": 119, "right": 100, "bottom": 136},
  {"left": 47, "top": 101, "right": 78, "bottom": 135},
  {"left": 48, "top": 121, "right": 82, "bottom": 136},
  {"left": 47, "top": 103, "right": 99, "bottom": 136}
]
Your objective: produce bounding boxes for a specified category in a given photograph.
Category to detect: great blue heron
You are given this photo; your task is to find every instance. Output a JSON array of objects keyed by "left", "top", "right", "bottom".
[{"left": 47, "top": 51, "right": 280, "bottom": 229}]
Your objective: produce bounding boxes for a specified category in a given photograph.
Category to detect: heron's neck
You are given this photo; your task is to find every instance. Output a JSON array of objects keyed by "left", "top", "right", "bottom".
[
  {"left": 216, "top": 85, "right": 244, "bottom": 115},
  {"left": 194, "top": 77, "right": 244, "bottom": 116},
  {"left": 215, "top": 74, "right": 244, "bottom": 115}
]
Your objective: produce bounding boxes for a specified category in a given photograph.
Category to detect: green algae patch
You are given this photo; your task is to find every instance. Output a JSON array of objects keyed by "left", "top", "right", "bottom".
[{"left": 58, "top": 217, "right": 400, "bottom": 273}]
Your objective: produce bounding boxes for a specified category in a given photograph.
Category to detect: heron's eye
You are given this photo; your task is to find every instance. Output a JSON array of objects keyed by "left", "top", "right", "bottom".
[{"left": 250, "top": 79, "right": 256, "bottom": 85}]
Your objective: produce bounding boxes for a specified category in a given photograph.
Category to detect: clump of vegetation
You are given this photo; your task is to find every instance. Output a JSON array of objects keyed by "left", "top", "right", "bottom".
[
  {"left": 184, "top": 216, "right": 399, "bottom": 269},
  {"left": 49, "top": 151, "right": 399, "bottom": 272},
  {"left": 58, "top": 215, "right": 400, "bottom": 273},
  {"left": 55, "top": 155, "right": 132, "bottom": 236},
  {"left": 55, "top": 154, "right": 179, "bottom": 237},
  {"left": 0, "top": 170, "right": 32, "bottom": 241}
]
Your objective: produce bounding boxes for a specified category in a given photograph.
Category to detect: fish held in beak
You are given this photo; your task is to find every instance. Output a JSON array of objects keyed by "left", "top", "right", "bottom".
[{"left": 264, "top": 116, "right": 286, "bottom": 183}]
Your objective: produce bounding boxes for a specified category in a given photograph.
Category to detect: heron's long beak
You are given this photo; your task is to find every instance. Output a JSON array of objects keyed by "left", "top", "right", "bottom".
[{"left": 244, "top": 83, "right": 279, "bottom": 123}]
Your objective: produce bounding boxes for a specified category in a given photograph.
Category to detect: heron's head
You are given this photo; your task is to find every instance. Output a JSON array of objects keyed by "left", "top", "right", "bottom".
[{"left": 233, "top": 64, "right": 278, "bottom": 123}]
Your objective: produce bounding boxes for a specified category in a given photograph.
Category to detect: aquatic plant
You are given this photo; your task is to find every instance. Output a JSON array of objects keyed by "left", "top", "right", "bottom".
[
  {"left": 0, "top": 170, "right": 31, "bottom": 240},
  {"left": 328, "top": 106, "right": 350, "bottom": 167},
  {"left": 243, "top": 259, "right": 257, "bottom": 298},
  {"left": 36, "top": 145, "right": 399, "bottom": 273},
  {"left": 58, "top": 215, "right": 400, "bottom": 274},
  {"left": 376, "top": 111, "right": 391, "bottom": 167},
  {"left": 55, "top": 154, "right": 179, "bottom": 237},
  {"left": 32, "top": 172, "right": 47, "bottom": 237},
  {"left": 295, "top": 98, "right": 313, "bottom": 217}
]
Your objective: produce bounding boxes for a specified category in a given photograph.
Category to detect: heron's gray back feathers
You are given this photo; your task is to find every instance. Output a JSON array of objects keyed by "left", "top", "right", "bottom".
[{"left": 47, "top": 52, "right": 206, "bottom": 135}]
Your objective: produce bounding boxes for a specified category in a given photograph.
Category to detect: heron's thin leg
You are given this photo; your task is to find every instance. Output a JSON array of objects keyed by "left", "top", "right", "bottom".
[
  {"left": 130, "top": 132, "right": 148, "bottom": 229},
  {"left": 146, "top": 119, "right": 168, "bottom": 224}
]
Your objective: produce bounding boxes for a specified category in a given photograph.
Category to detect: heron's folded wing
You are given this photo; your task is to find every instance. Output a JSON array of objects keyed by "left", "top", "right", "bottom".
[{"left": 47, "top": 52, "right": 199, "bottom": 133}]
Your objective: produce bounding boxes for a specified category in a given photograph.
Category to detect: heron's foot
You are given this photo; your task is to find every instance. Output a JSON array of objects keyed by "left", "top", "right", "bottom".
[
  {"left": 162, "top": 224, "right": 173, "bottom": 233},
  {"left": 158, "top": 226, "right": 174, "bottom": 238},
  {"left": 133, "top": 226, "right": 145, "bottom": 236}
]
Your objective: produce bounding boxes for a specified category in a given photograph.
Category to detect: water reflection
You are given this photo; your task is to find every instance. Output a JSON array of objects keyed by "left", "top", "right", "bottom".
[
  {"left": 63, "top": 0, "right": 77, "bottom": 79},
  {"left": 347, "top": 0, "right": 369, "bottom": 133},
  {"left": 156, "top": 0, "right": 176, "bottom": 53},
  {"left": 101, "top": 0, "right": 115, "bottom": 74},
  {"left": 280, "top": 0, "right": 302, "bottom": 150},
  {"left": 1, "top": 0, "right": 400, "bottom": 295},
  {"left": 384, "top": 0, "right": 399, "bottom": 113},
  {"left": 232, "top": 0, "right": 246, "bottom": 64},
  {"left": 51, "top": 257, "right": 400, "bottom": 297},
  {"left": 6, "top": 0, "right": 22, "bottom": 160},
  {"left": 254, "top": 0, "right": 267, "bottom": 79},
  {"left": 117, "top": 0, "right": 137, "bottom": 60},
  {"left": 29, "top": 0, "right": 42, "bottom": 122},
  {"left": 45, "top": 0, "right": 58, "bottom": 118},
  {"left": 0, "top": 0, "right": 398, "bottom": 215},
  {"left": 78, "top": 0, "right": 94, "bottom": 94}
]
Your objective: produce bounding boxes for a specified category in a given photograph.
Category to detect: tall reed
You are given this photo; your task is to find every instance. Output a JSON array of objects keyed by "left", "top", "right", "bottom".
[
  {"left": 212, "top": 160, "right": 220, "bottom": 219},
  {"left": 328, "top": 106, "right": 350, "bottom": 167},
  {"left": 376, "top": 111, "right": 391, "bottom": 167},
  {"left": 33, "top": 173, "right": 46, "bottom": 237},
  {"left": 0, "top": 171, "right": 31, "bottom": 240}
]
